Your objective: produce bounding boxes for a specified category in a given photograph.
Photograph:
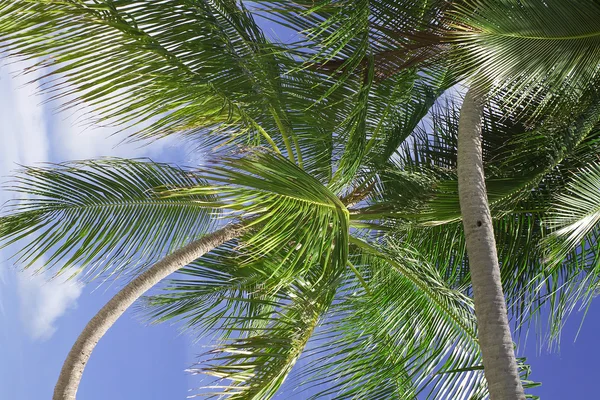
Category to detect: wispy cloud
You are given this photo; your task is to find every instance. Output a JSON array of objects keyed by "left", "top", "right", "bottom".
[
  {"left": 16, "top": 267, "right": 84, "bottom": 341},
  {"left": 1, "top": 60, "right": 196, "bottom": 341}
]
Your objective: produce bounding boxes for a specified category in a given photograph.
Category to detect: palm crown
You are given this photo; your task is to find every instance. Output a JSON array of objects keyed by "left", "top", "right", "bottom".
[{"left": 2, "top": 0, "right": 600, "bottom": 398}]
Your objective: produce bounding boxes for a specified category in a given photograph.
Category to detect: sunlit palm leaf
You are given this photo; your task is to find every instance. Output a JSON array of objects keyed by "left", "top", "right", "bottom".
[
  {"left": 448, "top": 0, "right": 600, "bottom": 114},
  {"left": 295, "top": 237, "right": 485, "bottom": 399},
  {"left": 145, "top": 151, "right": 353, "bottom": 398},
  {"left": 0, "top": 0, "right": 313, "bottom": 159},
  {"left": 0, "top": 159, "right": 213, "bottom": 280},
  {"left": 545, "top": 162, "right": 600, "bottom": 255},
  {"left": 168, "top": 150, "right": 350, "bottom": 283},
  {"left": 539, "top": 162, "right": 600, "bottom": 340}
]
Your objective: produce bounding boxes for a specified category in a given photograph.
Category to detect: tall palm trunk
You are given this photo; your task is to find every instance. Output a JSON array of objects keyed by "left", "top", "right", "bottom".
[
  {"left": 457, "top": 88, "right": 525, "bottom": 399},
  {"left": 53, "top": 223, "right": 243, "bottom": 400}
]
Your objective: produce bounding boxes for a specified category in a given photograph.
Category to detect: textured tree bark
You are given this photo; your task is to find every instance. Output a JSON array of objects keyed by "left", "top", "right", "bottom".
[
  {"left": 53, "top": 223, "right": 243, "bottom": 400},
  {"left": 457, "top": 88, "right": 525, "bottom": 400}
]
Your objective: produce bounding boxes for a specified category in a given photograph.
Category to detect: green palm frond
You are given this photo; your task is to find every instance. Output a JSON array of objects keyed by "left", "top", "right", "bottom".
[
  {"left": 538, "top": 162, "right": 600, "bottom": 340},
  {"left": 255, "top": 0, "right": 449, "bottom": 82},
  {"left": 331, "top": 78, "right": 452, "bottom": 211},
  {"left": 167, "top": 150, "right": 350, "bottom": 284},
  {"left": 295, "top": 237, "right": 486, "bottom": 400},
  {"left": 356, "top": 93, "right": 600, "bottom": 225},
  {"left": 142, "top": 240, "right": 279, "bottom": 337},
  {"left": 146, "top": 235, "right": 483, "bottom": 399},
  {"left": 189, "top": 273, "right": 338, "bottom": 399},
  {"left": 545, "top": 162, "right": 600, "bottom": 256},
  {"left": 396, "top": 215, "right": 547, "bottom": 331},
  {"left": 448, "top": 0, "right": 600, "bottom": 114},
  {"left": 0, "top": 159, "right": 213, "bottom": 280},
  {"left": 144, "top": 214, "right": 346, "bottom": 398},
  {"left": 328, "top": 56, "right": 374, "bottom": 192},
  {"left": 0, "top": 0, "right": 314, "bottom": 158},
  {"left": 145, "top": 226, "right": 540, "bottom": 399}
]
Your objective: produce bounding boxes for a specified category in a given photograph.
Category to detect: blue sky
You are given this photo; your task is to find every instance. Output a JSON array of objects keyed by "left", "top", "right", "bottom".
[
  {"left": 0, "top": 62, "right": 200, "bottom": 399},
  {"left": 1, "top": 50, "right": 600, "bottom": 400}
]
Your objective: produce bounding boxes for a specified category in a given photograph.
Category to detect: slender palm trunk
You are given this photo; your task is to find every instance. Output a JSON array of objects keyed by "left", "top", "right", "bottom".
[
  {"left": 457, "top": 88, "right": 525, "bottom": 399},
  {"left": 53, "top": 223, "right": 243, "bottom": 400}
]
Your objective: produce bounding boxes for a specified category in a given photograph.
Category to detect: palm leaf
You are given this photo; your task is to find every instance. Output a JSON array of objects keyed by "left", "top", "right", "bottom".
[
  {"left": 357, "top": 93, "right": 600, "bottom": 225},
  {"left": 188, "top": 273, "right": 339, "bottom": 399},
  {"left": 0, "top": 0, "right": 310, "bottom": 157},
  {"left": 142, "top": 240, "right": 279, "bottom": 337},
  {"left": 545, "top": 162, "right": 600, "bottom": 256},
  {"left": 448, "top": 0, "right": 600, "bottom": 114},
  {"left": 255, "top": 0, "right": 450, "bottom": 82},
  {"left": 297, "top": 237, "right": 486, "bottom": 399},
  {"left": 538, "top": 162, "right": 600, "bottom": 341},
  {"left": 166, "top": 150, "right": 350, "bottom": 284},
  {"left": 0, "top": 158, "right": 213, "bottom": 280}
]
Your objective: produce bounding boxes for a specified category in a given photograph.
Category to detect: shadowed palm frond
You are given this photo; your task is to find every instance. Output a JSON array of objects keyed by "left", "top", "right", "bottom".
[
  {"left": 0, "top": 159, "right": 213, "bottom": 280},
  {"left": 142, "top": 240, "right": 279, "bottom": 337},
  {"left": 354, "top": 93, "right": 600, "bottom": 226},
  {"left": 254, "top": 0, "right": 450, "bottom": 83}
]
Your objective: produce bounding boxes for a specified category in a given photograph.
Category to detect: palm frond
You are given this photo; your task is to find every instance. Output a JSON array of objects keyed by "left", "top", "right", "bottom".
[
  {"left": 448, "top": 0, "right": 600, "bottom": 114},
  {"left": 0, "top": 0, "right": 310, "bottom": 158},
  {"left": 545, "top": 162, "right": 600, "bottom": 256},
  {"left": 167, "top": 150, "right": 350, "bottom": 285},
  {"left": 296, "top": 236, "right": 486, "bottom": 399},
  {"left": 144, "top": 228, "right": 344, "bottom": 398},
  {"left": 537, "top": 162, "right": 600, "bottom": 341},
  {"left": 188, "top": 274, "right": 338, "bottom": 399},
  {"left": 142, "top": 240, "right": 279, "bottom": 337},
  {"left": 0, "top": 159, "right": 213, "bottom": 280},
  {"left": 255, "top": 0, "right": 450, "bottom": 82},
  {"left": 358, "top": 93, "right": 600, "bottom": 225}
]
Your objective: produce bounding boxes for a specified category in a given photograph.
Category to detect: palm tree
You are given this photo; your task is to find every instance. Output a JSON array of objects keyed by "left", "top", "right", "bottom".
[
  {"left": 0, "top": 1, "right": 496, "bottom": 399},
  {"left": 1, "top": 153, "right": 495, "bottom": 400},
  {"left": 1, "top": 1, "right": 599, "bottom": 399},
  {"left": 254, "top": 1, "right": 600, "bottom": 398},
  {"left": 447, "top": 2, "right": 600, "bottom": 397}
]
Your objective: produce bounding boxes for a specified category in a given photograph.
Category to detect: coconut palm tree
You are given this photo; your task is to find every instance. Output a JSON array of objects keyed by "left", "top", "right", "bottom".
[
  {"left": 254, "top": 1, "right": 600, "bottom": 398},
  {"left": 0, "top": 2, "right": 495, "bottom": 398},
  {"left": 1, "top": 1, "right": 599, "bottom": 399},
  {"left": 448, "top": 3, "right": 600, "bottom": 397}
]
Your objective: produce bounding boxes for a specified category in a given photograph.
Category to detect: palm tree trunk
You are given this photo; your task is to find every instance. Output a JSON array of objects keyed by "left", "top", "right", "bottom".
[
  {"left": 53, "top": 223, "right": 243, "bottom": 400},
  {"left": 457, "top": 88, "right": 525, "bottom": 399}
]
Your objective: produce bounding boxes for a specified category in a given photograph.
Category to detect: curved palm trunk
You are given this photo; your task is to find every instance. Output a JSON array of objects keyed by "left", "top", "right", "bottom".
[
  {"left": 53, "top": 223, "right": 243, "bottom": 400},
  {"left": 457, "top": 88, "right": 525, "bottom": 399}
]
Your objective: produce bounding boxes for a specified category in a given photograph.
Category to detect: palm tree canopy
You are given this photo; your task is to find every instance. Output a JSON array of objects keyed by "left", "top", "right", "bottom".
[{"left": 5, "top": 0, "right": 600, "bottom": 398}]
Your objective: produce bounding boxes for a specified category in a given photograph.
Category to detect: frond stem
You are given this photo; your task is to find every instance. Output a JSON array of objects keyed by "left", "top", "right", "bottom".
[
  {"left": 269, "top": 106, "right": 298, "bottom": 165},
  {"left": 346, "top": 260, "right": 372, "bottom": 295},
  {"left": 254, "top": 123, "right": 283, "bottom": 154}
]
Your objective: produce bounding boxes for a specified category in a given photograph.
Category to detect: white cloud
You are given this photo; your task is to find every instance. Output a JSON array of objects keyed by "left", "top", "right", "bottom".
[
  {"left": 0, "top": 63, "right": 50, "bottom": 167},
  {"left": 1, "top": 59, "right": 200, "bottom": 340},
  {"left": 16, "top": 267, "right": 83, "bottom": 341},
  {"left": 0, "top": 63, "right": 52, "bottom": 304}
]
